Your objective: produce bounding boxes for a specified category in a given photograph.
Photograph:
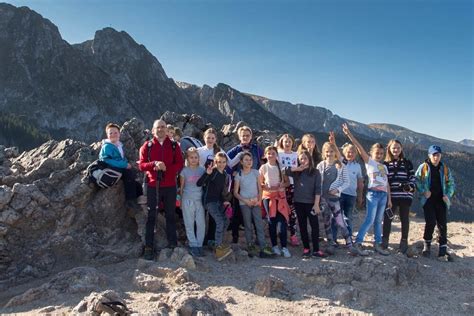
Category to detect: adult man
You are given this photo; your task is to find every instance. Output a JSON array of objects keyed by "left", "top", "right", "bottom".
[
  {"left": 139, "top": 119, "right": 184, "bottom": 260},
  {"left": 227, "top": 126, "right": 264, "bottom": 243}
]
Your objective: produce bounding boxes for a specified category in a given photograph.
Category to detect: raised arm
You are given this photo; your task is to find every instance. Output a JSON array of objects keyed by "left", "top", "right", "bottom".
[
  {"left": 329, "top": 131, "right": 342, "bottom": 159},
  {"left": 342, "top": 123, "right": 369, "bottom": 164}
]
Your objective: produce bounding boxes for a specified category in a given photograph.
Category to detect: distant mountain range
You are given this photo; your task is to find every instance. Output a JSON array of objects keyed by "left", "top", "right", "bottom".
[
  {"left": 0, "top": 3, "right": 472, "bottom": 220},
  {"left": 459, "top": 139, "right": 474, "bottom": 147}
]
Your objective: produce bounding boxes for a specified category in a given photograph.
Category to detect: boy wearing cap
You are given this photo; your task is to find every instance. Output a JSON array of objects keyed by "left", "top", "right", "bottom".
[{"left": 415, "top": 145, "right": 455, "bottom": 261}]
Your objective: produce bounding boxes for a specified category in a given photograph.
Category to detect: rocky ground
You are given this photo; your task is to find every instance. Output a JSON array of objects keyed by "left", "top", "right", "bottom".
[{"left": 0, "top": 215, "right": 472, "bottom": 316}]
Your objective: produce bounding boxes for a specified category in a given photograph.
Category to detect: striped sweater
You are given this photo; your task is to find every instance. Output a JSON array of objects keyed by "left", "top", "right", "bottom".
[
  {"left": 384, "top": 158, "right": 416, "bottom": 201},
  {"left": 316, "top": 161, "right": 350, "bottom": 197}
]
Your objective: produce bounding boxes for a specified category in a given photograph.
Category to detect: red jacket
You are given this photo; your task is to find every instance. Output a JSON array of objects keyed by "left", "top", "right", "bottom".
[{"left": 138, "top": 136, "right": 184, "bottom": 188}]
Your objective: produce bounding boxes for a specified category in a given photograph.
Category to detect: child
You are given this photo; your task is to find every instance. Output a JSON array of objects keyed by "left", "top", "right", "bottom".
[
  {"left": 317, "top": 142, "right": 356, "bottom": 255},
  {"left": 197, "top": 152, "right": 233, "bottom": 261},
  {"left": 415, "top": 145, "right": 455, "bottom": 261},
  {"left": 329, "top": 133, "right": 364, "bottom": 243},
  {"left": 173, "top": 127, "right": 183, "bottom": 143},
  {"left": 297, "top": 133, "right": 323, "bottom": 166},
  {"left": 285, "top": 150, "right": 326, "bottom": 258},
  {"left": 179, "top": 148, "right": 206, "bottom": 257},
  {"left": 259, "top": 146, "right": 291, "bottom": 258},
  {"left": 277, "top": 134, "right": 300, "bottom": 247},
  {"left": 342, "top": 123, "right": 391, "bottom": 256},
  {"left": 382, "top": 139, "right": 416, "bottom": 253},
  {"left": 98, "top": 123, "right": 144, "bottom": 208},
  {"left": 167, "top": 124, "right": 175, "bottom": 139},
  {"left": 233, "top": 152, "right": 273, "bottom": 258}
]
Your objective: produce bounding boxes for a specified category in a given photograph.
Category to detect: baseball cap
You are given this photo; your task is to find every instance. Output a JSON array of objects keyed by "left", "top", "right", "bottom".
[{"left": 428, "top": 145, "right": 442, "bottom": 155}]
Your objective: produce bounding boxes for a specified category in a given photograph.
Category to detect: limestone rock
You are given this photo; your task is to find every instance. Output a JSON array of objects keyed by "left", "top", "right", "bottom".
[
  {"left": 72, "top": 290, "right": 128, "bottom": 314},
  {"left": 332, "top": 284, "right": 355, "bottom": 303},
  {"left": 254, "top": 275, "right": 285, "bottom": 297},
  {"left": 179, "top": 254, "right": 196, "bottom": 270},
  {"left": 134, "top": 271, "right": 164, "bottom": 292}
]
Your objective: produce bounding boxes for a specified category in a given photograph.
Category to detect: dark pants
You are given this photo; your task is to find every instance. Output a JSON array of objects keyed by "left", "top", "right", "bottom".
[
  {"left": 423, "top": 197, "right": 447, "bottom": 246},
  {"left": 107, "top": 166, "right": 142, "bottom": 200},
  {"left": 145, "top": 185, "right": 177, "bottom": 248},
  {"left": 295, "top": 202, "right": 320, "bottom": 251},
  {"left": 204, "top": 211, "right": 216, "bottom": 243},
  {"left": 263, "top": 199, "right": 288, "bottom": 248},
  {"left": 383, "top": 199, "right": 411, "bottom": 242},
  {"left": 331, "top": 193, "right": 355, "bottom": 239},
  {"left": 231, "top": 199, "right": 243, "bottom": 242}
]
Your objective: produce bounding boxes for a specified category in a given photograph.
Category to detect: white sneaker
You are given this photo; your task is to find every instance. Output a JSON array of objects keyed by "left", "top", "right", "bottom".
[
  {"left": 272, "top": 246, "right": 282, "bottom": 256},
  {"left": 281, "top": 247, "right": 291, "bottom": 258}
]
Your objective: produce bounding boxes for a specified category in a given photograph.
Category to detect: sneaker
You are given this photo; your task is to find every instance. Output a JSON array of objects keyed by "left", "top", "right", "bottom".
[
  {"left": 207, "top": 240, "right": 216, "bottom": 250},
  {"left": 260, "top": 246, "right": 275, "bottom": 258},
  {"left": 143, "top": 246, "right": 154, "bottom": 260},
  {"left": 399, "top": 239, "right": 408, "bottom": 254},
  {"left": 215, "top": 245, "right": 233, "bottom": 261},
  {"left": 188, "top": 247, "right": 199, "bottom": 257},
  {"left": 422, "top": 241, "right": 431, "bottom": 257},
  {"left": 302, "top": 248, "right": 311, "bottom": 259},
  {"left": 281, "top": 247, "right": 291, "bottom": 258},
  {"left": 272, "top": 246, "right": 282, "bottom": 256},
  {"left": 137, "top": 195, "right": 147, "bottom": 205},
  {"left": 290, "top": 235, "right": 300, "bottom": 247},
  {"left": 352, "top": 243, "right": 369, "bottom": 256},
  {"left": 326, "top": 243, "right": 336, "bottom": 255},
  {"left": 348, "top": 245, "right": 359, "bottom": 256},
  {"left": 312, "top": 250, "right": 328, "bottom": 258},
  {"left": 197, "top": 247, "right": 205, "bottom": 257},
  {"left": 374, "top": 243, "right": 390, "bottom": 256},
  {"left": 438, "top": 245, "right": 447, "bottom": 257}
]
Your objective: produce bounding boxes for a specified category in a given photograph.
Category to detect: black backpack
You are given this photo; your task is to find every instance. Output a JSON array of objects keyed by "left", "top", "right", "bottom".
[{"left": 85, "top": 160, "right": 122, "bottom": 188}]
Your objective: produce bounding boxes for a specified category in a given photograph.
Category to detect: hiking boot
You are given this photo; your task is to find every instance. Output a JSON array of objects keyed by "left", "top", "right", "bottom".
[
  {"left": 302, "top": 248, "right": 311, "bottom": 259},
  {"left": 348, "top": 245, "right": 359, "bottom": 256},
  {"left": 259, "top": 246, "right": 275, "bottom": 258},
  {"left": 374, "top": 243, "right": 390, "bottom": 256},
  {"left": 312, "top": 250, "right": 328, "bottom": 258},
  {"left": 352, "top": 243, "right": 369, "bottom": 256},
  {"left": 422, "top": 241, "right": 431, "bottom": 257},
  {"left": 381, "top": 238, "right": 389, "bottom": 250},
  {"left": 399, "top": 239, "right": 408, "bottom": 254},
  {"left": 272, "top": 246, "right": 282, "bottom": 256},
  {"left": 438, "top": 245, "right": 447, "bottom": 257},
  {"left": 281, "top": 247, "right": 291, "bottom": 258},
  {"left": 290, "top": 235, "right": 300, "bottom": 247},
  {"left": 207, "top": 240, "right": 216, "bottom": 250},
  {"left": 215, "top": 245, "right": 233, "bottom": 262},
  {"left": 143, "top": 247, "right": 154, "bottom": 261}
]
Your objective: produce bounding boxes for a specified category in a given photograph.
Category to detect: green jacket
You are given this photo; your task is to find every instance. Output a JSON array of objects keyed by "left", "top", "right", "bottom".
[{"left": 415, "top": 160, "right": 455, "bottom": 209}]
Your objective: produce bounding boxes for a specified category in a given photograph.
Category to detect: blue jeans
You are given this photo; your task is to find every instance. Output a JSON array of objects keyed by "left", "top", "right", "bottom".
[
  {"left": 355, "top": 190, "right": 387, "bottom": 244},
  {"left": 331, "top": 193, "right": 356, "bottom": 240},
  {"left": 206, "top": 201, "right": 229, "bottom": 246}
]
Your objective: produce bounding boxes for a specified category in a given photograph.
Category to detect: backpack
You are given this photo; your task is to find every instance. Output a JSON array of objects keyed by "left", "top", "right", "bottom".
[
  {"left": 179, "top": 136, "right": 203, "bottom": 153},
  {"left": 86, "top": 160, "right": 122, "bottom": 188}
]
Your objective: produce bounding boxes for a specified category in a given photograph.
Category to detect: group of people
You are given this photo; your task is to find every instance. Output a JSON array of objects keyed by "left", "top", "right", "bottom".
[{"left": 97, "top": 119, "right": 456, "bottom": 262}]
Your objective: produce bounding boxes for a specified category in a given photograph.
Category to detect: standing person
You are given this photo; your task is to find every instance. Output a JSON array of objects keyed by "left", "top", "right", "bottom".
[
  {"left": 197, "top": 152, "right": 234, "bottom": 261},
  {"left": 277, "top": 134, "right": 300, "bottom": 247},
  {"left": 259, "top": 146, "right": 291, "bottom": 258},
  {"left": 415, "top": 145, "right": 455, "bottom": 261},
  {"left": 382, "top": 140, "right": 416, "bottom": 253},
  {"left": 139, "top": 119, "right": 184, "bottom": 260},
  {"left": 98, "top": 123, "right": 144, "bottom": 208},
  {"left": 328, "top": 132, "right": 364, "bottom": 243},
  {"left": 179, "top": 148, "right": 206, "bottom": 257},
  {"left": 227, "top": 126, "right": 264, "bottom": 244},
  {"left": 297, "top": 133, "right": 323, "bottom": 167},
  {"left": 284, "top": 150, "right": 326, "bottom": 258},
  {"left": 197, "top": 128, "right": 240, "bottom": 247},
  {"left": 233, "top": 152, "right": 274, "bottom": 258},
  {"left": 342, "top": 123, "right": 391, "bottom": 256},
  {"left": 316, "top": 142, "right": 356, "bottom": 255}
]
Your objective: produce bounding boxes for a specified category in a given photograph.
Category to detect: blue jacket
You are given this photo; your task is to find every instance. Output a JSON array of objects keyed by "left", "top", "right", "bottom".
[
  {"left": 227, "top": 143, "right": 264, "bottom": 172},
  {"left": 415, "top": 159, "right": 455, "bottom": 209},
  {"left": 99, "top": 140, "right": 128, "bottom": 169}
]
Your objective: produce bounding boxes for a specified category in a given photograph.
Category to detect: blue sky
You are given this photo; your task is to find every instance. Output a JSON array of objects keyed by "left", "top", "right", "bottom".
[{"left": 8, "top": 0, "right": 473, "bottom": 142}]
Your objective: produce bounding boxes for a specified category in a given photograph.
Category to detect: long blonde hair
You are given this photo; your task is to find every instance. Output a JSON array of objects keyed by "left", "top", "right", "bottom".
[
  {"left": 297, "top": 133, "right": 322, "bottom": 164},
  {"left": 321, "top": 142, "right": 342, "bottom": 167}
]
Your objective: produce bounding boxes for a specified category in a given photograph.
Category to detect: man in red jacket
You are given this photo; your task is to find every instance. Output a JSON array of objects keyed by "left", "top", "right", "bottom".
[{"left": 139, "top": 119, "right": 184, "bottom": 260}]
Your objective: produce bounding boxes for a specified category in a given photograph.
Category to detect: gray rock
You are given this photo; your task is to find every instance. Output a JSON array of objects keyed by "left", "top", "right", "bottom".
[
  {"left": 254, "top": 275, "right": 285, "bottom": 297},
  {"left": 179, "top": 254, "right": 196, "bottom": 270},
  {"left": 134, "top": 271, "right": 164, "bottom": 292},
  {"left": 332, "top": 284, "right": 355, "bottom": 303},
  {"left": 170, "top": 247, "right": 188, "bottom": 263},
  {"left": 72, "top": 290, "right": 127, "bottom": 314},
  {"left": 0, "top": 185, "right": 13, "bottom": 208},
  {"left": 158, "top": 248, "right": 173, "bottom": 262}
]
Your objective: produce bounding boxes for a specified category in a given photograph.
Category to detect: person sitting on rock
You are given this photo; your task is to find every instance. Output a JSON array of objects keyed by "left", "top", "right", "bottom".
[
  {"left": 138, "top": 119, "right": 184, "bottom": 260},
  {"left": 197, "top": 152, "right": 234, "bottom": 261},
  {"left": 415, "top": 145, "right": 455, "bottom": 262},
  {"left": 98, "top": 123, "right": 145, "bottom": 209}
]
